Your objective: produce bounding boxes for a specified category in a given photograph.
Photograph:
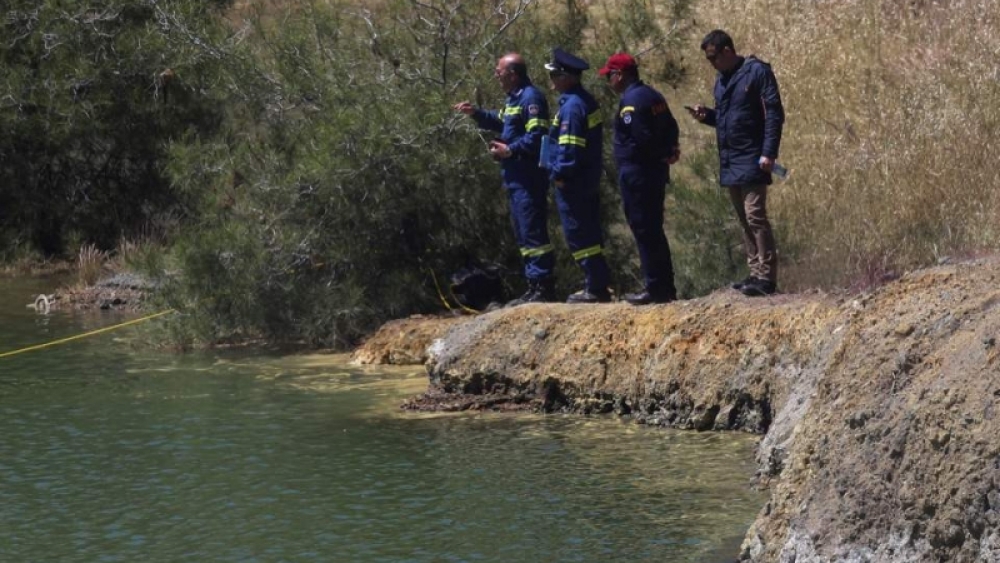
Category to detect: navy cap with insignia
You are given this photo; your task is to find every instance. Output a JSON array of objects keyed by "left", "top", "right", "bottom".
[{"left": 544, "top": 48, "right": 590, "bottom": 74}]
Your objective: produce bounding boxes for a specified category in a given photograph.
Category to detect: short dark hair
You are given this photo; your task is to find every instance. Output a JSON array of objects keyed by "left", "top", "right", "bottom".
[{"left": 701, "top": 29, "right": 735, "bottom": 52}]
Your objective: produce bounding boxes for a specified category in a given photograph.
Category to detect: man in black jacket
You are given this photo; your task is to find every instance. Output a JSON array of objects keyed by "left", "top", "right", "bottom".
[{"left": 688, "top": 30, "right": 785, "bottom": 296}]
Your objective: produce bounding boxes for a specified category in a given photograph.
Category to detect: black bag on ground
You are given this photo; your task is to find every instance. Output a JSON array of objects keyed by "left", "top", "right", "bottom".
[{"left": 449, "top": 264, "right": 505, "bottom": 311}]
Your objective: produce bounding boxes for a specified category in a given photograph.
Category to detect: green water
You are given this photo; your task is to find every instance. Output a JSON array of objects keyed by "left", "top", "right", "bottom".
[{"left": 0, "top": 277, "right": 764, "bottom": 562}]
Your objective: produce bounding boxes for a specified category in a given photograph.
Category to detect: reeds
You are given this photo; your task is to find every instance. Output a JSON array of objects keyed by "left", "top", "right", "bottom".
[{"left": 76, "top": 243, "right": 108, "bottom": 287}]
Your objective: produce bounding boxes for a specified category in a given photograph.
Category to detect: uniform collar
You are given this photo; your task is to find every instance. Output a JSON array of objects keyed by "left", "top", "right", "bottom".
[
  {"left": 507, "top": 80, "right": 532, "bottom": 98},
  {"left": 563, "top": 83, "right": 586, "bottom": 97},
  {"left": 623, "top": 79, "right": 644, "bottom": 94}
]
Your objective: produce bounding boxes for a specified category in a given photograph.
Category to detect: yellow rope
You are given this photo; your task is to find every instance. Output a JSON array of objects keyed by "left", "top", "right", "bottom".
[
  {"left": 427, "top": 268, "right": 480, "bottom": 315},
  {"left": 2, "top": 267, "right": 478, "bottom": 359},
  {"left": 448, "top": 285, "right": 483, "bottom": 315},
  {"left": 0, "top": 309, "right": 176, "bottom": 360}
]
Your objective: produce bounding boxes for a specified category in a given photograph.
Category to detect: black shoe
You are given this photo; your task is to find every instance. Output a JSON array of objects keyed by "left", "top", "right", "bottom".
[
  {"left": 506, "top": 279, "right": 556, "bottom": 307},
  {"left": 731, "top": 276, "right": 759, "bottom": 290},
  {"left": 566, "top": 289, "right": 611, "bottom": 304},
  {"left": 536, "top": 279, "right": 556, "bottom": 302},
  {"left": 740, "top": 279, "right": 777, "bottom": 297},
  {"left": 505, "top": 290, "right": 535, "bottom": 308},
  {"left": 624, "top": 290, "right": 676, "bottom": 305}
]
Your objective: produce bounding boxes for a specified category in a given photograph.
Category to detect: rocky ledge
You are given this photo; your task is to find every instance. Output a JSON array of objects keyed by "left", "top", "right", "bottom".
[{"left": 353, "top": 258, "right": 1000, "bottom": 562}]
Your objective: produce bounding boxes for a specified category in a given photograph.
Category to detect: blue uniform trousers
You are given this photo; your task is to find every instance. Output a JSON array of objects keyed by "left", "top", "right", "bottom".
[
  {"left": 506, "top": 182, "right": 554, "bottom": 281},
  {"left": 619, "top": 165, "right": 676, "bottom": 297},
  {"left": 554, "top": 180, "right": 610, "bottom": 292}
]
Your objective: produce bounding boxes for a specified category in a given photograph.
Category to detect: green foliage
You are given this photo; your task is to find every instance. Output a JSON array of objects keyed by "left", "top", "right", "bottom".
[
  {"left": 589, "top": 0, "right": 691, "bottom": 87},
  {"left": 0, "top": 0, "right": 233, "bottom": 257},
  {"left": 2, "top": 0, "right": 707, "bottom": 348},
  {"left": 160, "top": 1, "right": 545, "bottom": 346},
  {"left": 9, "top": 0, "right": 1000, "bottom": 349},
  {"left": 156, "top": 0, "right": 699, "bottom": 348}
]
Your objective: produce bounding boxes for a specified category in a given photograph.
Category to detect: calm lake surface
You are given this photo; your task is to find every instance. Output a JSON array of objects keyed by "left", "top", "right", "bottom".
[{"left": 0, "top": 277, "right": 764, "bottom": 562}]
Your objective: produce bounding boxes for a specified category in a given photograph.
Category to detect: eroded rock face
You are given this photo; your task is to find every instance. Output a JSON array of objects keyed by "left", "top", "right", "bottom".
[
  {"left": 350, "top": 314, "right": 464, "bottom": 365},
  {"left": 354, "top": 259, "right": 1000, "bottom": 563}
]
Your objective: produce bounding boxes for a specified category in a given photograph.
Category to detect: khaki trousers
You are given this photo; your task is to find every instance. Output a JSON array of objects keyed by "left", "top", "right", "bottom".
[{"left": 727, "top": 184, "right": 777, "bottom": 283}]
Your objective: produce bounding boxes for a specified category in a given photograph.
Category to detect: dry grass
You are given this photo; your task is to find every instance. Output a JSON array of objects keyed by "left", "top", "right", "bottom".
[
  {"left": 0, "top": 256, "right": 73, "bottom": 278},
  {"left": 677, "top": 0, "right": 1000, "bottom": 290},
  {"left": 112, "top": 231, "right": 158, "bottom": 270},
  {"left": 72, "top": 234, "right": 159, "bottom": 287},
  {"left": 76, "top": 243, "right": 108, "bottom": 287}
]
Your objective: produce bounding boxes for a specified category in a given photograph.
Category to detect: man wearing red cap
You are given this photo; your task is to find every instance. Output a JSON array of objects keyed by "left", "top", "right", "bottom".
[{"left": 600, "top": 53, "right": 680, "bottom": 305}]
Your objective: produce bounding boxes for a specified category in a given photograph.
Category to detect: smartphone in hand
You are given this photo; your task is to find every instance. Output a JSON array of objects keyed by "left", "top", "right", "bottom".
[{"left": 684, "top": 105, "right": 707, "bottom": 122}]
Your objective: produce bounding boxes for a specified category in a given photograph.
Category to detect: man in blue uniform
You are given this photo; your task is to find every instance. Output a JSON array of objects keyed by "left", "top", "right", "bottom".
[
  {"left": 600, "top": 52, "right": 680, "bottom": 305},
  {"left": 687, "top": 30, "right": 785, "bottom": 297},
  {"left": 545, "top": 48, "right": 612, "bottom": 304},
  {"left": 453, "top": 53, "right": 555, "bottom": 305}
]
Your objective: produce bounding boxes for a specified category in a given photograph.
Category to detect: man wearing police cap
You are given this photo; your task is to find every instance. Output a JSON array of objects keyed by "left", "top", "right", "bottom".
[
  {"left": 600, "top": 52, "right": 680, "bottom": 305},
  {"left": 545, "top": 48, "right": 612, "bottom": 304}
]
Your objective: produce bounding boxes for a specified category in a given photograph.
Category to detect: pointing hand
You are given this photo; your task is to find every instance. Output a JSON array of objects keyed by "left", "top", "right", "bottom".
[{"left": 452, "top": 101, "right": 476, "bottom": 115}]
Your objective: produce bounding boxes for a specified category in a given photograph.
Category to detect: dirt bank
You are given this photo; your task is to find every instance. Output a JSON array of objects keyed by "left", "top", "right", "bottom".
[{"left": 354, "top": 258, "right": 1000, "bottom": 562}]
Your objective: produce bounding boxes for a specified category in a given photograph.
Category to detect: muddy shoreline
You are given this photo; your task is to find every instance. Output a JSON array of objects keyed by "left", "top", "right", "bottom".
[{"left": 19, "top": 272, "right": 156, "bottom": 313}]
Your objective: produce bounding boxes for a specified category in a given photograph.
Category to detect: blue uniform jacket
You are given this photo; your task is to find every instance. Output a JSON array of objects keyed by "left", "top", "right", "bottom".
[
  {"left": 613, "top": 80, "right": 679, "bottom": 178},
  {"left": 472, "top": 83, "right": 550, "bottom": 188},
  {"left": 548, "top": 85, "right": 603, "bottom": 184},
  {"left": 702, "top": 56, "right": 784, "bottom": 186}
]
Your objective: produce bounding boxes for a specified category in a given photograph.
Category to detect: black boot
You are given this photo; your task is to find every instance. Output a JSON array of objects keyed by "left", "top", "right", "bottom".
[
  {"left": 740, "top": 279, "right": 777, "bottom": 297},
  {"left": 566, "top": 288, "right": 611, "bottom": 304},
  {"left": 731, "top": 276, "right": 758, "bottom": 290},
  {"left": 507, "top": 279, "right": 556, "bottom": 307},
  {"left": 535, "top": 278, "right": 556, "bottom": 302},
  {"left": 624, "top": 289, "right": 676, "bottom": 305}
]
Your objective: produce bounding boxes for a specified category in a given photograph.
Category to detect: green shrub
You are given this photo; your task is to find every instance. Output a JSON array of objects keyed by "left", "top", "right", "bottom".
[
  {"left": 0, "top": 0, "right": 234, "bottom": 257},
  {"left": 159, "top": 0, "right": 698, "bottom": 347}
]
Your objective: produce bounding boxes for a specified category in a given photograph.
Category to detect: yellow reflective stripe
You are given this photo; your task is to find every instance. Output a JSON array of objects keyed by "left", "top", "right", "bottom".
[
  {"left": 619, "top": 105, "right": 635, "bottom": 117},
  {"left": 552, "top": 116, "right": 560, "bottom": 128},
  {"left": 572, "top": 245, "right": 603, "bottom": 261},
  {"left": 587, "top": 110, "right": 603, "bottom": 128},
  {"left": 504, "top": 106, "right": 522, "bottom": 115},
  {"left": 559, "top": 134, "right": 586, "bottom": 147},
  {"left": 526, "top": 118, "right": 549, "bottom": 130},
  {"left": 521, "top": 244, "right": 554, "bottom": 257}
]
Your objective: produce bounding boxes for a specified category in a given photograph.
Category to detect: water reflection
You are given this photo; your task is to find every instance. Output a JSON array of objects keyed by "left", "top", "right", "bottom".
[{"left": 0, "top": 277, "right": 763, "bottom": 562}]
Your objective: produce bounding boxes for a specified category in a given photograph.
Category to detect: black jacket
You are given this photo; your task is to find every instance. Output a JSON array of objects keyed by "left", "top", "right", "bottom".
[
  {"left": 612, "top": 80, "right": 679, "bottom": 180},
  {"left": 702, "top": 56, "right": 784, "bottom": 186}
]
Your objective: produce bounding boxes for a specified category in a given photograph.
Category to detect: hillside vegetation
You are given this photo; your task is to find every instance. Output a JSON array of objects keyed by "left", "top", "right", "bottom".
[
  {"left": 684, "top": 0, "right": 1000, "bottom": 289},
  {"left": 2, "top": 0, "right": 997, "bottom": 348}
]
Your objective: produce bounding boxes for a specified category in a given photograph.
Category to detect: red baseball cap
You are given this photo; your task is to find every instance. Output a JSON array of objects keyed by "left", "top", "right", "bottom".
[{"left": 598, "top": 53, "right": 638, "bottom": 76}]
